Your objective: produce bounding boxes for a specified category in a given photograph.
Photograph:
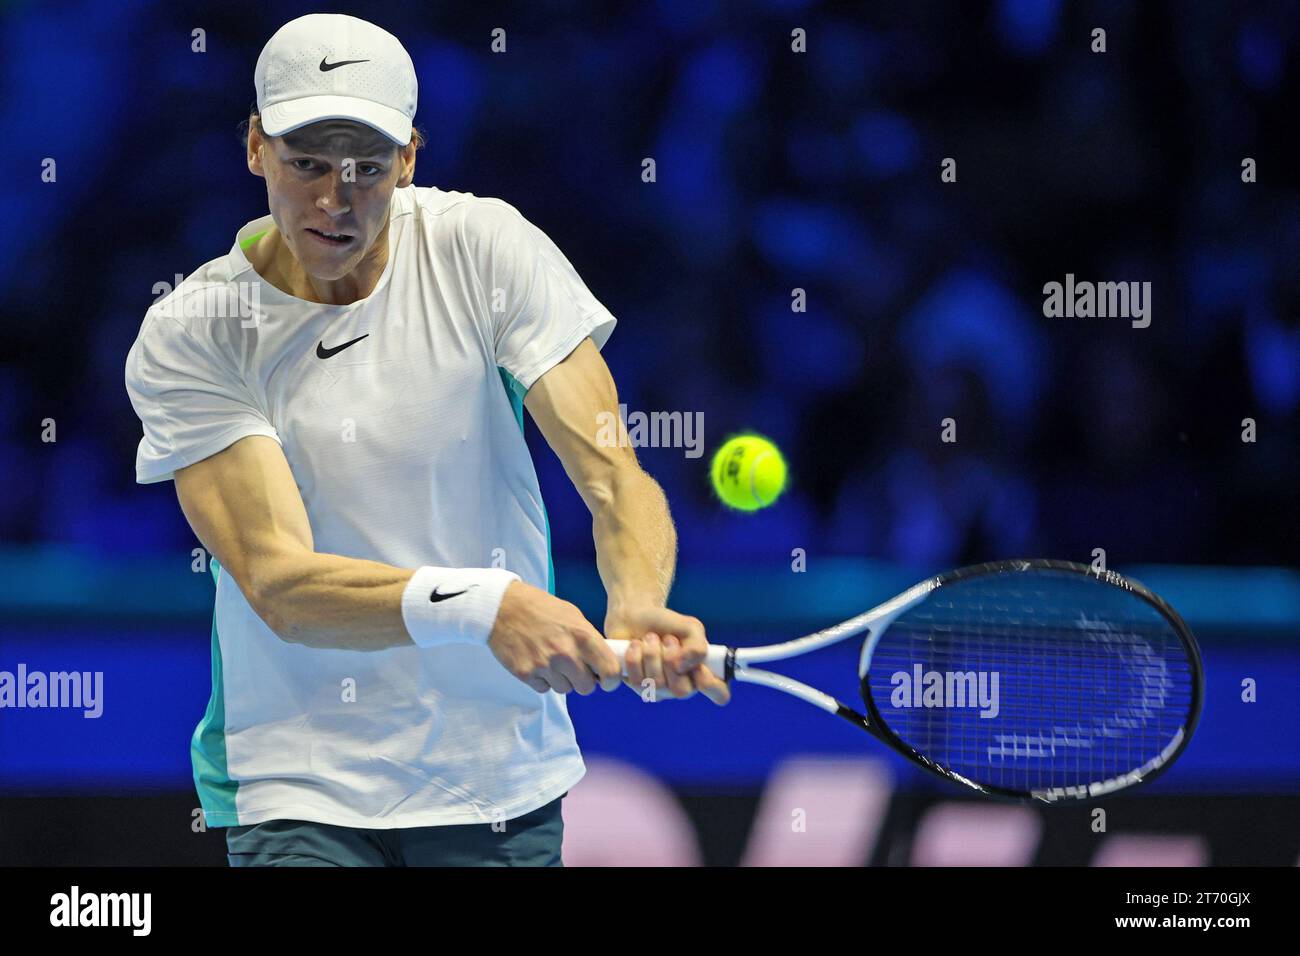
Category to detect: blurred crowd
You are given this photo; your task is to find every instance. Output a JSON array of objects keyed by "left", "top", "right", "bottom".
[{"left": 1, "top": 0, "right": 1295, "bottom": 571}]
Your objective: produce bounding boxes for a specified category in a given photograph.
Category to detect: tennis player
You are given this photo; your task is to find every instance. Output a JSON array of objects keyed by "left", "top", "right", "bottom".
[{"left": 124, "top": 13, "right": 728, "bottom": 867}]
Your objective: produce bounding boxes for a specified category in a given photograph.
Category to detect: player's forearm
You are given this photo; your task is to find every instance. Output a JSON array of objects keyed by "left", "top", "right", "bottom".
[
  {"left": 590, "top": 466, "right": 677, "bottom": 612},
  {"left": 250, "top": 550, "right": 415, "bottom": 650}
]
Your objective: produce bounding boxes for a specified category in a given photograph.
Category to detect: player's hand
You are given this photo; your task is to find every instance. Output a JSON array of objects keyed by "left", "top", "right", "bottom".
[
  {"left": 488, "top": 581, "right": 623, "bottom": 695},
  {"left": 604, "top": 604, "right": 731, "bottom": 706}
]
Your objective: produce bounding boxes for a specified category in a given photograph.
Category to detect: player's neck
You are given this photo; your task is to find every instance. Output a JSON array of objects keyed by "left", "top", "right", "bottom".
[{"left": 248, "top": 224, "right": 391, "bottom": 306}]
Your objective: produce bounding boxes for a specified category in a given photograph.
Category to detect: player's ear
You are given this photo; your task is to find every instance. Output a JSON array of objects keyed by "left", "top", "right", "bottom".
[
  {"left": 247, "top": 118, "right": 268, "bottom": 178},
  {"left": 396, "top": 139, "right": 417, "bottom": 187}
]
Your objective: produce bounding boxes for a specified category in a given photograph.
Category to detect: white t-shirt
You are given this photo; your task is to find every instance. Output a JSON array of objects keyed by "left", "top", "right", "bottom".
[{"left": 124, "top": 184, "right": 616, "bottom": 829}]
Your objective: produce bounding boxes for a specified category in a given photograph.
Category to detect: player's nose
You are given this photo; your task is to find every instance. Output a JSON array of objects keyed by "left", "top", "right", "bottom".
[{"left": 315, "top": 176, "right": 352, "bottom": 214}]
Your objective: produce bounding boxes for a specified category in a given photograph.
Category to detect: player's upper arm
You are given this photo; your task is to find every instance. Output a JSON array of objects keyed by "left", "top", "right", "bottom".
[
  {"left": 524, "top": 337, "right": 635, "bottom": 514},
  {"left": 124, "top": 301, "right": 301, "bottom": 612},
  {"left": 173, "top": 434, "right": 314, "bottom": 616}
]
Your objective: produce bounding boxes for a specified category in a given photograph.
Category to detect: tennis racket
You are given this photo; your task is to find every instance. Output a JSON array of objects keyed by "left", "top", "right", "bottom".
[{"left": 606, "top": 559, "right": 1203, "bottom": 803}]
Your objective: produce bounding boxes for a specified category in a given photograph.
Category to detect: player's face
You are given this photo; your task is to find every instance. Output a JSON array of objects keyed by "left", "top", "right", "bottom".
[{"left": 249, "top": 119, "right": 415, "bottom": 282}]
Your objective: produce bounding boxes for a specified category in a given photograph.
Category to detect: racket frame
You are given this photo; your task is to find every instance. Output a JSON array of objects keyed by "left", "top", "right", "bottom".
[{"left": 715, "top": 559, "right": 1205, "bottom": 803}]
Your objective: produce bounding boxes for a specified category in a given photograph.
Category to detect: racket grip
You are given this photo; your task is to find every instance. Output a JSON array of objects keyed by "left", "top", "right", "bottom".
[{"left": 604, "top": 639, "right": 729, "bottom": 680}]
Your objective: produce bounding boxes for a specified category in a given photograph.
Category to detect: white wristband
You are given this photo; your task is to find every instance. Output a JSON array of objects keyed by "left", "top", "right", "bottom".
[{"left": 401, "top": 566, "right": 521, "bottom": 649}]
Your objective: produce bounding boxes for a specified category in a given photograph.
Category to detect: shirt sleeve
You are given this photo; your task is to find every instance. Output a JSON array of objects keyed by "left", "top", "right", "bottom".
[
  {"left": 124, "top": 310, "right": 280, "bottom": 484},
  {"left": 466, "top": 199, "right": 617, "bottom": 391}
]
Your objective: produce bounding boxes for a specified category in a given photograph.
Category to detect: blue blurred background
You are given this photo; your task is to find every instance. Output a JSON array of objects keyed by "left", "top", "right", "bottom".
[{"left": 1, "top": 0, "right": 1298, "bottom": 864}]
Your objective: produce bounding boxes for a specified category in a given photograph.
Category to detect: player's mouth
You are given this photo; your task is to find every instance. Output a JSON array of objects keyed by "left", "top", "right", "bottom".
[{"left": 305, "top": 227, "right": 356, "bottom": 247}]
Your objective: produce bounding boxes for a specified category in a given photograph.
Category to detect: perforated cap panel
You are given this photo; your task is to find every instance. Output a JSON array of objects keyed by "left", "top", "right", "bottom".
[{"left": 255, "top": 14, "right": 417, "bottom": 145}]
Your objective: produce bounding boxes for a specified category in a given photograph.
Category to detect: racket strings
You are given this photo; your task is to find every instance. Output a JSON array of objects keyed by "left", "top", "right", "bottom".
[{"left": 863, "top": 573, "right": 1196, "bottom": 798}]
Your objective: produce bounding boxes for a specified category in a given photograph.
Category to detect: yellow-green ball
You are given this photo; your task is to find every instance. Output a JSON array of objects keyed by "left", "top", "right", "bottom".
[{"left": 710, "top": 435, "right": 787, "bottom": 512}]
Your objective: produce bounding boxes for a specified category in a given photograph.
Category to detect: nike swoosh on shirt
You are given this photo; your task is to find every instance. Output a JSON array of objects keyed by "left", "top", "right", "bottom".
[
  {"left": 320, "top": 57, "right": 370, "bottom": 71},
  {"left": 316, "top": 334, "right": 370, "bottom": 359}
]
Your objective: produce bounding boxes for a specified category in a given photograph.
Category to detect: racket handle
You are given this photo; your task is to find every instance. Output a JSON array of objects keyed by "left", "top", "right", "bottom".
[{"left": 603, "top": 639, "right": 730, "bottom": 680}]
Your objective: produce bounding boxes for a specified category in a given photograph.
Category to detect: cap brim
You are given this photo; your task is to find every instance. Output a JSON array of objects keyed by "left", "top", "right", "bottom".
[{"left": 260, "top": 95, "right": 412, "bottom": 146}]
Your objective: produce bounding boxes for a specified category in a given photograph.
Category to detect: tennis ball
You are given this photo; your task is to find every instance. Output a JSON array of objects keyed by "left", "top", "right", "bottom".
[{"left": 710, "top": 435, "right": 787, "bottom": 512}]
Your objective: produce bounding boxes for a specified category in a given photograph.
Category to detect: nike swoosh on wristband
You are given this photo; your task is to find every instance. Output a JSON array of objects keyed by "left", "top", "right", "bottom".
[
  {"left": 430, "top": 585, "right": 477, "bottom": 603},
  {"left": 319, "top": 57, "right": 370, "bottom": 71},
  {"left": 316, "top": 334, "right": 370, "bottom": 359}
]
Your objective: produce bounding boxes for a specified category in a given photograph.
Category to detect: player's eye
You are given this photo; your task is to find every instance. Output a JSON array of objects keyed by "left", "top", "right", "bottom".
[
  {"left": 359, "top": 164, "right": 383, "bottom": 176},
  {"left": 291, "top": 159, "right": 316, "bottom": 171}
]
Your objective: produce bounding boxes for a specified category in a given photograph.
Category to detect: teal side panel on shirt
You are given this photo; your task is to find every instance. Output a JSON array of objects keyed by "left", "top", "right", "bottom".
[
  {"left": 191, "top": 556, "right": 240, "bottom": 826},
  {"left": 498, "top": 367, "right": 556, "bottom": 596}
]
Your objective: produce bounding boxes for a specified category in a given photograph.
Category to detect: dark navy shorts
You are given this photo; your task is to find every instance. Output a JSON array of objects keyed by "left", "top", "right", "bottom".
[{"left": 224, "top": 794, "right": 565, "bottom": 867}]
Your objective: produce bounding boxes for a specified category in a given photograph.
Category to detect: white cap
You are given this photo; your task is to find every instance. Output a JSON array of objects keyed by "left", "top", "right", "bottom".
[{"left": 255, "top": 14, "right": 418, "bottom": 146}]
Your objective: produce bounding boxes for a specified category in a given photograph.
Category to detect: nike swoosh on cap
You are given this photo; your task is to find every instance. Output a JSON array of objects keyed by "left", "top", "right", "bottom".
[{"left": 319, "top": 57, "right": 370, "bottom": 71}]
